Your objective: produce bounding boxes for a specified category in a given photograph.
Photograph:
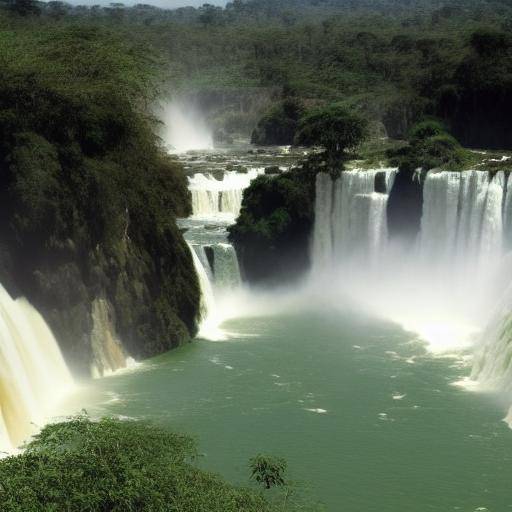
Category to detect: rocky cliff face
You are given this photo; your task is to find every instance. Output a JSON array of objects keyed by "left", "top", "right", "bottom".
[
  {"left": 0, "top": 24, "right": 202, "bottom": 378},
  {"left": 0, "top": 190, "right": 201, "bottom": 377},
  {"left": 0, "top": 94, "right": 201, "bottom": 378},
  {"left": 387, "top": 168, "right": 425, "bottom": 242}
]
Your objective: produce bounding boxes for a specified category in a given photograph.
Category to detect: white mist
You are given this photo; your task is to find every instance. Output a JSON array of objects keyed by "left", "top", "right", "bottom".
[{"left": 159, "top": 100, "right": 213, "bottom": 153}]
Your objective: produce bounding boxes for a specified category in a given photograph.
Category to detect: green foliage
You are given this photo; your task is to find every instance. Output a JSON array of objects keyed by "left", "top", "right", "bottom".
[
  {"left": 250, "top": 455, "right": 287, "bottom": 490},
  {"left": 295, "top": 104, "right": 368, "bottom": 159},
  {"left": 409, "top": 120, "right": 447, "bottom": 142},
  {"left": 228, "top": 163, "right": 317, "bottom": 283},
  {"left": 0, "top": 416, "right": 276, "bottom": 512},
  {"left": 251, "top": 98, "right": 304, "bottom": 146},
  {"left": 388, "top": 120, "right": 470, "bottom": 172},
  {"left": 14, "top": 0, "right": 512, "bottom": 148}
]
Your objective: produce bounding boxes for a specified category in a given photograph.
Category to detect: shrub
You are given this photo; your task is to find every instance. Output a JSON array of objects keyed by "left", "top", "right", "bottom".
[{"left": 0, "top": 416, "right": 274, "bottom": 512}]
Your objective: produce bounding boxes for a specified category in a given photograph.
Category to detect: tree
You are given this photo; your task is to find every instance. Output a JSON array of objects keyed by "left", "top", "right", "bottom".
[
  {"left": 251, "top": 98, "right": 304, "bottom": 145},
  {"left": 7, "top": 0, "right": 41, "bottom": 16},
  {"left": 45, "top": 1, "right": 67, "bottom": 18},
  {"left": 249, "top": 455, "right": 287, "bottom": 490},
  {"left": 198, "top": 3, "right": 220, "bottom": 26},
  {"left": 469, "top": 29, "right": 510, "bottom": 57},
  {"left": 295, "top": 104, "right": 368, "bottom": 161}
]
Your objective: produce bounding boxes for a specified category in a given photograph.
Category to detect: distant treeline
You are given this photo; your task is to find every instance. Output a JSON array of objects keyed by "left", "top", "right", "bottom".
[
  {"left": 5, "top": 0, "right": 512, "bottom": 25},
  {"left": 2, "top": 0, "right": 512, "bottom": 148}
]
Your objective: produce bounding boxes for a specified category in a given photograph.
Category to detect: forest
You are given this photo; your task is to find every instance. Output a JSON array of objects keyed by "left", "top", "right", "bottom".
[{"left": 4, "top": 0, "right": 511, "bottom": 149}]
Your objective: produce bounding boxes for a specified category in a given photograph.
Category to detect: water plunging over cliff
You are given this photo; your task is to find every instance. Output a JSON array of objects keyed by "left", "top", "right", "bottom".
[
  {"left": 90, "top": 298, "right": 132, "bottom": 378},
  {"left": 188, "top": 241, "right": 242, "bottom": 340},
  {"left": 311, "top": 168, "right": 511, "bottom": 358},
  {"left": 188, "top": 169, "right": 264, "bottom": 219},
  {"left": 0, "top": 285, "right": 73, "bottom": 451},
  {"left": 312, "top": 169, "right": 396, "bottom": 271}
]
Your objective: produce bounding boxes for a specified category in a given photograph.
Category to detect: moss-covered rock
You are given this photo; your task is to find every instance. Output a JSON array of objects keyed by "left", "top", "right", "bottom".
[{"left": 228, "top": 161, "right": 317, "bottom": 284}]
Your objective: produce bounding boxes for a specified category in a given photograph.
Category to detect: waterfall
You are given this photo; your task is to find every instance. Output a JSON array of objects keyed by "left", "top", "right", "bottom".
[
  {"left": 470, "top": 282, "right": 512, "bottom": 391},
  {"left": 311, "top": 167, "right": 512, "bottom": 359},
  {"left": 189, "top": 243, "right": 217, "bottom": 333},
  {"left": 0, "top": 285, "right": 73, "bottom": 451},
  {"left": 504, "top": 173, "right": 512, "bottom": 249},
  {"left": 188, "top": 169, "right": 264, "bottom": 219},
  {"left": 90, "top": 298, "right": 130, "bottom": 378},
  {"left": 418, "top": 171, "right": 506, "bottom": 297},
  {"left": 312, "top": 172, "right": 334, "bottom": 272},
  {"left": 312, "top": 168, "right": 397, "bottom": 272},
  {"left": 188, "top": 241, "right": 242, "bottom": 340},
  {"left": 208, "top": 243, "right": 242, "bottom": 290}
]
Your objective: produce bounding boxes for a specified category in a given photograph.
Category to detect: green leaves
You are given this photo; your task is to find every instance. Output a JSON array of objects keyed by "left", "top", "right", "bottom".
[
  {"left": 295, "top": 104, "right": 368, "bottom": 159},
  {"left": 0, "top": 417, "right": 283, "bottom": 512},
  {"left": 250, "top": 455, "right": 287, "bottom": 490}
]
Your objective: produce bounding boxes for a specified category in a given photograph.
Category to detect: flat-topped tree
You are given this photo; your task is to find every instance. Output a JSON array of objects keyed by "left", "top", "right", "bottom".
[{"left": 295, "top": 104, "right": 368, "bottom": 164}]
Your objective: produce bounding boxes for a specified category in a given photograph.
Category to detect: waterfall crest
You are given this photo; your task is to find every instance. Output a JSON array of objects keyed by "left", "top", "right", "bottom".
[
  {"left": 0, "top": 285, "right": 73, "bottom": 451},
  {"left": 189, "top": 169, "right": 264, "bottom": 219}
]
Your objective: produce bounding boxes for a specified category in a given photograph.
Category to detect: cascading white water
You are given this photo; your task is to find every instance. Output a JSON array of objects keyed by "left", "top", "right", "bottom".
[
  {"left": 312, "top": 168, "right": 397, "bottom": 272},
  {"left": 209, "top": 243, "right": 242, "bottom": 290},
  {"left": 504, "top": 173, "right": 512, "bottom": 249},
  {"left": 188, "top": 169, "right": 264, "bottom": 219},
  {"left": 188, "top": 240, "right": 242, "bottom": 341},
  {"left": 0, "top": 285, "right": 73, "bottom": 451},
  {"left": 470, "top": 280, "right": 512, "bottom": 391},
  {"left": 311, "top": 168, "right": 512, "bottom": 361},
  {"left": 188, "top": 243, "right": 218, "bottom": 336},
  {"left": 418, "top": 171, "right": 506, "bottom": 301}
]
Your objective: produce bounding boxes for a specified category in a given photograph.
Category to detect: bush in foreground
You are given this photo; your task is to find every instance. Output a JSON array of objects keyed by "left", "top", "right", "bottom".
[{"left": 0, "top": 416, "right": 309, "bottom": 512}]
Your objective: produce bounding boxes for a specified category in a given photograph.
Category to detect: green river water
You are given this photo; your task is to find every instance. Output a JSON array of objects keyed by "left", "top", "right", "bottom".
[{"left": 71, "top": 308, "right": 512, "bottom": 512}]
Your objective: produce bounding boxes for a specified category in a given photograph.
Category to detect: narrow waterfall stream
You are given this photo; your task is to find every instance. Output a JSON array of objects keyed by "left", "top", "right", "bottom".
[{"left": 188, "top": 169, "right": 265, "bottom": 220}]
